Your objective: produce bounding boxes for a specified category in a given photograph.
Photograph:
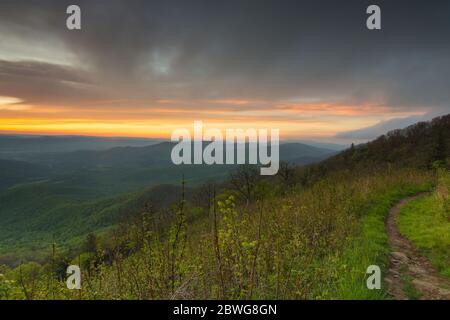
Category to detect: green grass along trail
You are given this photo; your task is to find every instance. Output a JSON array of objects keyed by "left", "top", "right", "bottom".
[{"left": 385, "top": 193, "right": 450, "bottom": 300}]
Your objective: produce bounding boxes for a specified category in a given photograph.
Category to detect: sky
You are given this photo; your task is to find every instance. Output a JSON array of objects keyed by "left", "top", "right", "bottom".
[{"left": 0, "top": 0, "right": 449, "bottom": 143}]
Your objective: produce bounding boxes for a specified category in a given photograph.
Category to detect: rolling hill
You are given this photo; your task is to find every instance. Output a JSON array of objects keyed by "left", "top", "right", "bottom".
[
  {"left": 0, "top": 141, "right": 335, "bottom": 193},
  {"left": 0, "top": 140, "right": 335, "bottom": 264},
  {"left": 0, "top": 159, "right": 50, "bottom": 191},
  {"left": 0, "top": 135, "right": 162, "bottom": 158}
]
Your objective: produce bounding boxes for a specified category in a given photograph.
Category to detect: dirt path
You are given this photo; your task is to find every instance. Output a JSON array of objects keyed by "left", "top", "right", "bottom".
[{"left": 385, "top": 193, "right": 450, "bottom": 300}]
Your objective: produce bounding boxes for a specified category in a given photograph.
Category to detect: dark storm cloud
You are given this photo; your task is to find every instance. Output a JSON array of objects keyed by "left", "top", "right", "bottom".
[
  {"left": 0, "top": 60, "right": 100, "bottom": 105},
  {"left": 0, "top": 0, "right": 449, "bottom": 111},
  {"left": 0, "top": 60, "right": 89, "bottom": 83}
]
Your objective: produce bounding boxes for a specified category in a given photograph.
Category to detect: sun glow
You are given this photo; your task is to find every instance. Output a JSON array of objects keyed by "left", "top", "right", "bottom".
[
  {"left": 0, "top": 96, "right": 32, "bottom": 111},
  {"left": 0, "top": 98, "right": 427, "bottom": 140}
]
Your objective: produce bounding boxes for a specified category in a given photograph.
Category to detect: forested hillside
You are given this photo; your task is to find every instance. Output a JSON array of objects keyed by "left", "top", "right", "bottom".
[
  {"left": 0, "top": 159, "right": 50, "bottom": 191},
  {"left": 0, "top": 142, "right": 334, "bottom": 264},
  {"left": 299, "top": 114, "right": 449, "bottom": 183}
]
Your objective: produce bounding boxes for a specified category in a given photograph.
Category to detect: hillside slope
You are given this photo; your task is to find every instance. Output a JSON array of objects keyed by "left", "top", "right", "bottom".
[
  {"left": 299, "top": 114, "right": 450, "bottom": 184},
  {"left": 0, "top": 159, "right": 50, "bottom": 191},
  {"left": 0, "top": 141, "right": 334, "bottom": 264},
  {"left": 0, "top": 183, "right": 184, "bottom": 265}
]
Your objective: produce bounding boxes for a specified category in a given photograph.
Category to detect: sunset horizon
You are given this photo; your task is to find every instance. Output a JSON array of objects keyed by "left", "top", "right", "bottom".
[{"left": 2, "top": 1, "right": 448, "bottom": 143}]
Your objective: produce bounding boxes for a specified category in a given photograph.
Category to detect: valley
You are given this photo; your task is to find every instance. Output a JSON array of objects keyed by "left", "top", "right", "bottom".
[{"left": 0, "top": 138, "right": 335, "bottom": 265}]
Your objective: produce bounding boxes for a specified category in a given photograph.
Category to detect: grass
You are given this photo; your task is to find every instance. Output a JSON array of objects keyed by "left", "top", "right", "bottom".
[
  {"left": 402, "top": 272, "right": 422, "bottom": 300},
  {"left": 397, "top": 186, "right": 450, "bottom": 278},
  {"left": 331, "top": 182, "right": 433, "bottom": 299}
]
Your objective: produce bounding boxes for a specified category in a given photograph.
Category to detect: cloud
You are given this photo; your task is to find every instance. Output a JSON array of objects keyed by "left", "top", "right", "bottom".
[
  {"left": 334, "top": 114, "right": 437, "bottom": 141},
  {"left": 0, "top": 60, "right": 101, "bottom": 106},
  {"left": 0, "top": 0, "right": 449, "bottom": 137},
  {"left": 0, "top": 96, "right": 31, "bottom": 110}
]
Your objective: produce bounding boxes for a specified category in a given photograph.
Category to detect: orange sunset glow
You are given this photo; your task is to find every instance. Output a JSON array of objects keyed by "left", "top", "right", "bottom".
[{"left": 0, "top": 96, "right": 429, "bottom": 141}]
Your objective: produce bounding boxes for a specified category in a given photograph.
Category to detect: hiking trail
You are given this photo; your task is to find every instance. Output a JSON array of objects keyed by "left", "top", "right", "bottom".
[{"left": 385, "top": 194, "right": 450, "bottom": 300}]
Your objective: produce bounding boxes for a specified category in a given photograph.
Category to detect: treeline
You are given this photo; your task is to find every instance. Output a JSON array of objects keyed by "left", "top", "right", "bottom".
[{"left": 303, "top": 114, "right": 450, "bottom": 181}]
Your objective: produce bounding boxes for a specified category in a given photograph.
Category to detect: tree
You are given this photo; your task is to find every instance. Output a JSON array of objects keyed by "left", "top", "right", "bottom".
[
  {"left": 12, "top": 262, "right": 43, "bottom": 300},
  {"left": 229, "top": 165, "right": 259, "bottom": 204},
  {"left": 277, "top": 161, "right": 296, "bottom": 187},
  {"left": 432, "top": 129, "right": 447, "bottom": 165},
  {"left": 83, "top": 233, "right": 98, "bottom": 254}
]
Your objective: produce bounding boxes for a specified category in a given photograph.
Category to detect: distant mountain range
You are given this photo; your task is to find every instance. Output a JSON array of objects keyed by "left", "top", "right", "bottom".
[
  {"left": 0, "top": 138, "right": 335, "bottom": 264},
  {"left": 0, "top": 140, "right": 336, "bottom": 191},
  {"left": 283, "top": 140, "right": 348, "bottom": 151},
  {"left": 0, "top": 134, "right": 164, "bottom": 158}
]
